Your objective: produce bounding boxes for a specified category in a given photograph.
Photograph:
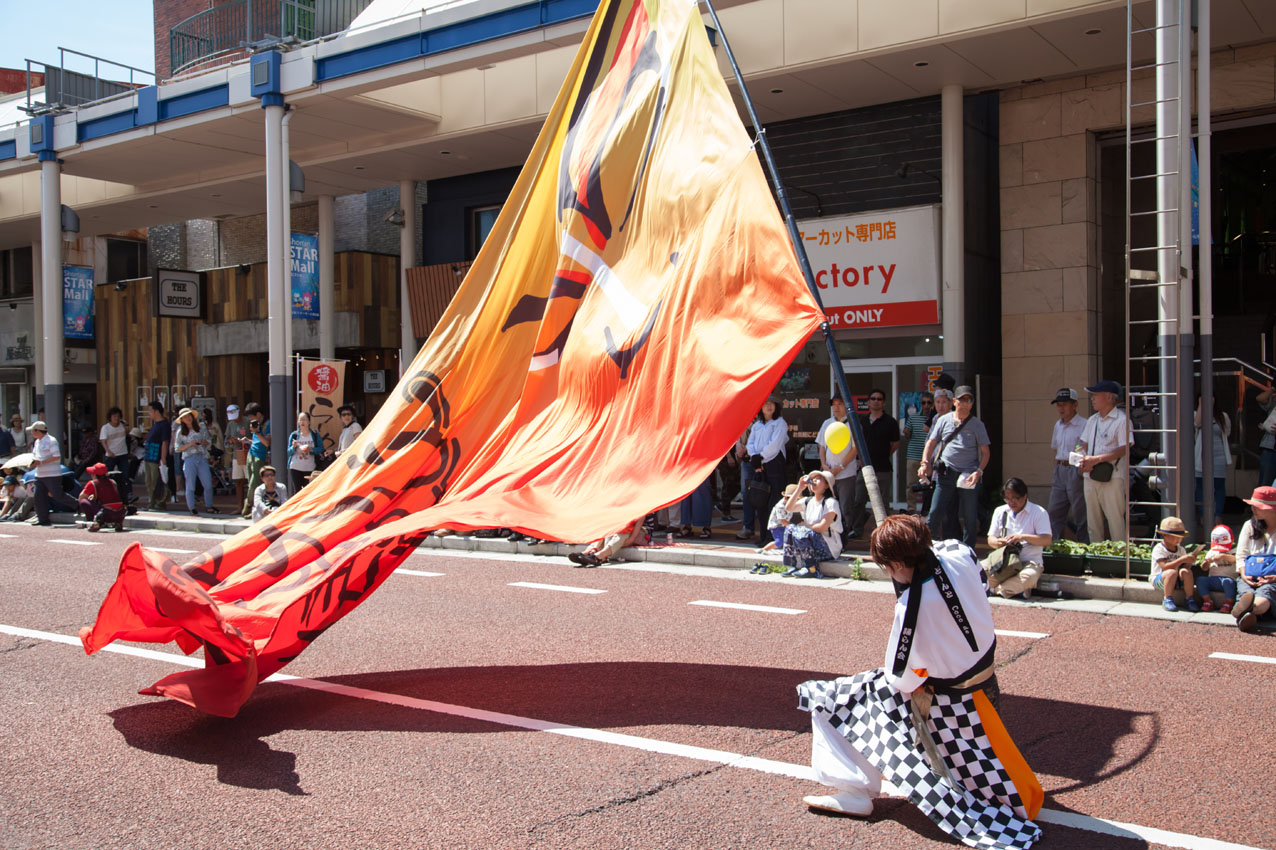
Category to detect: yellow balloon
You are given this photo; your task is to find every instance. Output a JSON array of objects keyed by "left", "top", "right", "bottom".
[{"left": 826, "top": 421, "right": 851, "bottom": 455}]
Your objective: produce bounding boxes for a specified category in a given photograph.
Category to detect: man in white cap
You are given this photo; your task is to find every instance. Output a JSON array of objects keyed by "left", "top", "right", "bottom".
[
  {"left": 28, "top": 421, "right": 77, "bottom": 526},
  {"left": 1047, "top": 388, "right": 1088, "bottom": 543},
  {"left": 224, "top": 404, "right": 250, "bottom": 511}
]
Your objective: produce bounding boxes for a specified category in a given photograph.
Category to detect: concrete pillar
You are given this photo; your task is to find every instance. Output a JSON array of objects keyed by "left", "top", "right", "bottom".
[
  {"left": 31, "top": 241, "right": 43, "bottom": 395},
  {"left": 400, "top": 179, "right": 418, "bottom": 369},
  {"left": 265, "top": 102, "right": 288, "bottom": 476},
  {"left": 39, "top": 154, "right": 64, "bottom": 451},
  {"left": 282, "top": 108, "right": 295, "bottom": 425},
  {"left": 1175, "top": 0, "right": 1195, "bottom": 529},
  {"left": 1198, "top": 0, "right": 1215, "bottom": 525},
  {"left": 1155, "top": 0, "right": 1181, "bottom": 523},
  {"left": 318, "top": 193, "right": 335, "bottom": 361},
  {"left": 940, "top": 84, "right": 965, "bottom": 381}
]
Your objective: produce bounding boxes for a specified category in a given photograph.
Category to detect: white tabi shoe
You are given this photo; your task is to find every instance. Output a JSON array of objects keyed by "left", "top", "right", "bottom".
[{"left": 802, "top": 792, "right": 874, "bottom": 817}]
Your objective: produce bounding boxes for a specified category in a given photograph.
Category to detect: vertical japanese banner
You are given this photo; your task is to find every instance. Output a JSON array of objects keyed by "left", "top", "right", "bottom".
[
  {"left": 298, "top": 359, "right": 345, "bottom": 455},
  {"left": 291, "top": 233, "right": 320, "bottom": 320},
  {"left": 62, "top": 265, "right": 94, "bottom": 340}
]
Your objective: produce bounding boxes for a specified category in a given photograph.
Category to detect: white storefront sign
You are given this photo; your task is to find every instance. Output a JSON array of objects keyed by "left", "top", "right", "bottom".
[
  {"left": 155, "top": 269, "right": 203, "bottom": 319},
  {"left": 796, "top": 204, "right": 941, "bottom": 330}
]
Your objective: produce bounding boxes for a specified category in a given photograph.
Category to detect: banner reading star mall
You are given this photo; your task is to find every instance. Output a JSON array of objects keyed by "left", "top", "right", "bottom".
[{"left": 80, "top": 0, "right": 825, "bottom": 716}]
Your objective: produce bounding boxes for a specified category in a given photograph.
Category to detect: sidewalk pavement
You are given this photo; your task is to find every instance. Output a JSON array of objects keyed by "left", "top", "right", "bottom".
[{"left": 67, "top": 506, "right": 1241, "bottom": 627}]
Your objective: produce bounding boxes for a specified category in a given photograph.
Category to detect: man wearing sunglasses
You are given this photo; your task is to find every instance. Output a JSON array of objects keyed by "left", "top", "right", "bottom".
[{"left": 846, "top": 389, "right": 900, "bottom": 542}]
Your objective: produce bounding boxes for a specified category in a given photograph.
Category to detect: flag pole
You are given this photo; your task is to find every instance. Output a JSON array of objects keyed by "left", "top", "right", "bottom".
[{"left": 700, "top": 0, "right": 889, "bottom": 527}]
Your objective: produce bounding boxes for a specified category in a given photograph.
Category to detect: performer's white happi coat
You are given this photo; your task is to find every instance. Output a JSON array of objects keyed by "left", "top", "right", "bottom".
[{"left": 798, "top": 540, "right": 1044, "bottom": 850}]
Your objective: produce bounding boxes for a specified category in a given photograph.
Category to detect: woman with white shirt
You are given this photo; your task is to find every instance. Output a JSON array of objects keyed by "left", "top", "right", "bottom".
[
  {"left": 287, "top": 412, "right": 324, "bottom": 494},
  {"left": 779, "top": 469, "right": 843, "bottom": 578},
  {"left": 99, "top": 407, "right": 130, "bottom": 496},
  {"left": 1194, "top": 395, "right": 1232, "bottom": 528},
  {"left": 173, "top": 408, "right": 217, "bottom": 515},
  {"left": 736, "top": 396, "right": 788, "bottom": 541}
]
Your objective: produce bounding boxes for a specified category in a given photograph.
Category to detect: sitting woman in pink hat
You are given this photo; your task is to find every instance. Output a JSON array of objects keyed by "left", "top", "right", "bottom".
[
  {"left": 79, "top": 462, "right": 125, "bottom": 532},
  {"left": 1234, "top": 486, "right": 1276, "bottom": 632}
]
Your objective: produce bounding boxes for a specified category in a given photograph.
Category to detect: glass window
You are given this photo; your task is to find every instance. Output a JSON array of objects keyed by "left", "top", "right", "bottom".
[
  {"left": 467, "top": 205, "right": 501, "bottom": 260},
  {"left": 106, "top": 238, "right": 146, "bottom": 283}
]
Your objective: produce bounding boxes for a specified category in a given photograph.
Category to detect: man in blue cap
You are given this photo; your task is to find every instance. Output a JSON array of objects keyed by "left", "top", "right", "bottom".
[{"left": 1077, "top": 380, "right": 1130, "bottom": 541}]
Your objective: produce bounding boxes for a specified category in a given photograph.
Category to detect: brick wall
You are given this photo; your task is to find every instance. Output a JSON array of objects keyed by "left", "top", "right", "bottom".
[
  {"left": 153, "top": 0, "right": 218, "bottom": 79},
  {"left": 154, "top": 187, "right": 428, "bottom": 270}
]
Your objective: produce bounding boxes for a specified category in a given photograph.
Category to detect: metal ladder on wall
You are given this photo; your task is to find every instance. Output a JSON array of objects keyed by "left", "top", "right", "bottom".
[{"left": 1124, "top": 0, "right": 1192, "bottom": 552}]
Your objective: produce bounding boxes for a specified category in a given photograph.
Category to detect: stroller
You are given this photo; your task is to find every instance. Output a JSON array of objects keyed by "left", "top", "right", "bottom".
[{"left": 208, "top": 445, "right": 234, "bottom": 495}]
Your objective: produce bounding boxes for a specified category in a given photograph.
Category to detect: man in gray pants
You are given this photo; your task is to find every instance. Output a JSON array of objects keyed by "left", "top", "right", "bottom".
[{"left": 1047, "top": 387, "right": 1088, "bottom": 543}]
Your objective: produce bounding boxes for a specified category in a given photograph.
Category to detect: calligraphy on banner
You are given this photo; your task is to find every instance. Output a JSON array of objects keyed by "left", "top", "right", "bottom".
[{"left": 299, "top": 358, "right": 345, "bottom": 455}]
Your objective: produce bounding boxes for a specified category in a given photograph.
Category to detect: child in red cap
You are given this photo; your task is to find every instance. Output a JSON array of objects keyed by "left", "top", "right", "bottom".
[{"left": 1196, "top": 524, "right": 1236, "bottom": 613}]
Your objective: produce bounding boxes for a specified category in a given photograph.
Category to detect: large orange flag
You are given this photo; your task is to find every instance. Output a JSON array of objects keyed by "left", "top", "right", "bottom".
[{"left": 80, "top": 0, "right": 824, "bottom": 716}]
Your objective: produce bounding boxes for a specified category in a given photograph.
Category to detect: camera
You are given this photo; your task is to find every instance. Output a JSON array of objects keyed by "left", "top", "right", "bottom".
[
  {"left": 933, "top": 460, "right": 950, "bottom": 476},
  {"left": 249, "top": 420, "right": 260, "bottom": 430}
]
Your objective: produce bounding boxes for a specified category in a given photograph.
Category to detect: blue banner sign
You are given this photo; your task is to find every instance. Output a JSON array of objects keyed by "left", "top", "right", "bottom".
[
  {"left": 63, "top": 264, "right": 94, "bottom": 340},
  {"left": 291, "top": 233, "right": 320, "bottom": 320}
]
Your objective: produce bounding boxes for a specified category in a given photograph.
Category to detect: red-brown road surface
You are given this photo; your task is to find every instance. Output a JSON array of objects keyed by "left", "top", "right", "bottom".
[{"left": 1, "top": 523, "right": 1272, "bottom": 850}]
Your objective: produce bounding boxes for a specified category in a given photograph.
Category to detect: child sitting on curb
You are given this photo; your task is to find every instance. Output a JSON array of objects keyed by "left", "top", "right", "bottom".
[
  {"left": 1150, "top": 516, "right": 1200, "bottom": 612},
  {"left": 1196, "top": 525, "right": 1237, "bottom": 613},
  {"left": 751, "top": 484, "right": 799, "bottom": 574}
]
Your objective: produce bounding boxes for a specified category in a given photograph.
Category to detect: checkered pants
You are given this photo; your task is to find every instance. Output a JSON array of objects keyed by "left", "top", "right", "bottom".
[{"left": 798, "top": 669, "right": 1042, "bottom": 850}]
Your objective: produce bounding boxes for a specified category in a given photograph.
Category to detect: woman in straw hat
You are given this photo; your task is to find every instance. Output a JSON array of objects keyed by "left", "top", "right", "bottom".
[{"left": 173, "top": 407, "right": 218, "bottom": 516}]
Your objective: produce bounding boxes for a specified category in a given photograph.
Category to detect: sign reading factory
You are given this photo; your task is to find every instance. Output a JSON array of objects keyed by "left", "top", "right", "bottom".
[
  {"left": 155, "top": 269, "right": 203, "bottom": 319},
  {"left": 796, "top": 204, "right": 941, "bottom": 330}
]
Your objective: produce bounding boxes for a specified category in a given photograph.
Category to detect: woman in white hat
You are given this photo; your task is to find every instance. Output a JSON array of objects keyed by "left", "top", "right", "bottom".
[
  {"left": 173, "top": 407, "right": 218, "bottom": 515},
  {"left": 778, "top": 469, "right": 843, "bottom": 578}
]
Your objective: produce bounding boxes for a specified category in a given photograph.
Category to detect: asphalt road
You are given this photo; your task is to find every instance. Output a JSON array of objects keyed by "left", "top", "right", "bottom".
[{"left": 1, "top": 522, "right": 1271, "bottom": 850}]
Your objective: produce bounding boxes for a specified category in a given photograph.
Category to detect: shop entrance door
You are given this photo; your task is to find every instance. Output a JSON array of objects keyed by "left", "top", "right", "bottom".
[{"left": 839, "top": 357, "right": 941, "bottom": 507}]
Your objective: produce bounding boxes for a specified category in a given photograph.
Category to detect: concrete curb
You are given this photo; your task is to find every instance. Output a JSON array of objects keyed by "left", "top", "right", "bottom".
[{"left": 102, "top": 511, "right": 1238, "bottom": 620}]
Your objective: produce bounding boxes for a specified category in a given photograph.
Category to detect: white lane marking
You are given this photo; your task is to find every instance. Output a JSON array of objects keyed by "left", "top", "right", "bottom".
[
  {"left": 0, "top": 533, "right": 15, "bottom": 538},
  {"left": 397, "top": 569, "right": 445, "bottom": 577},
  {"left": 1031, "top": 808, "right": 1258, "bottom": 850},
  {"left": 994, "top": 629, "right": 1050, "bottom": 640},
  {"left": 50, "top": 538, "right": 103, "bottom": 546},
  {"left": 2, "top": 622, "right": 1263, "bottom": 850},
  {"left": 688, "top": 600, "right": 805, "bottom": 615},
  {"left": 508, "top": 581, "right": 607, "bottom": 595},
  {"left": 133, "top": 530, "right": 235, "bottom": 542},
  {"left": 1210, "top": 651, "right": 1276, "bottom": 665},
  {"left": 150, "top": 547, "right": 199, "bottom": 555}
]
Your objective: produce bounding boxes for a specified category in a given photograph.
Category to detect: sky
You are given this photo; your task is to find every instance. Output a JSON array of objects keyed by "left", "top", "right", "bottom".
[{"left": 0, "top": 1, "right": 155, "bottom": 78}]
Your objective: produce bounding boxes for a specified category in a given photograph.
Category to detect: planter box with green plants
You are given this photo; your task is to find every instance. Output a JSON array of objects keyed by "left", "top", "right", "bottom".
[{"left": 1043, "top": 540, "right": 1207, "bottom": 579}]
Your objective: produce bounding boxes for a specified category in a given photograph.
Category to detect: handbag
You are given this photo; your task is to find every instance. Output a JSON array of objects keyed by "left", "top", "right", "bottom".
[
  {"left": 980, "top": 510, "right": 1024, "bottom": 582},
  {"left": 1243, "top": 554, "right": 1276, "bottom": 578},
  {"left": 1089, "top": 461, "right": 1115, "bottom": 482},
  {"left": 746, "top": 478, "right": 772, "bottom": 510}
]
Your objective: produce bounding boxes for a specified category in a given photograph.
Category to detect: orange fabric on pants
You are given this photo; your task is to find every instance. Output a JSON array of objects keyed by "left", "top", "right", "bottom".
[{"left": 973, "top": 689, "right": 1044, "bottom": 819}]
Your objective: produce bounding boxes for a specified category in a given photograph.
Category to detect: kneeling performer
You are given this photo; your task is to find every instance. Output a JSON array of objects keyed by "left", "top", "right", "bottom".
[{"left": 797, "top": 513, "right": 1043, "bottom": 849}]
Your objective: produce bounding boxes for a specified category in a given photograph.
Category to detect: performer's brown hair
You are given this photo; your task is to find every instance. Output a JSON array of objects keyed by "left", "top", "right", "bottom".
[{"left": 869, "top": 513, "right": 933, "bottom": 568}]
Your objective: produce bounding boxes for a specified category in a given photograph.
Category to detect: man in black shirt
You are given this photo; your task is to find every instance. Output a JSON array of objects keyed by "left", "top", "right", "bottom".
[{"left": 847, "top": 388, "right": 900, "bottom": 540}]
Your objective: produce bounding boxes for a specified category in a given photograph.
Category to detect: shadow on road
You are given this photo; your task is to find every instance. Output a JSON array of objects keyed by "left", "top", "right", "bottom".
[
  {"left": 999, "top": 694, "right": 1156, "bottom": 794},
  {"left": 108, "top": 659, "right": 1157, "bottom": 846}
]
